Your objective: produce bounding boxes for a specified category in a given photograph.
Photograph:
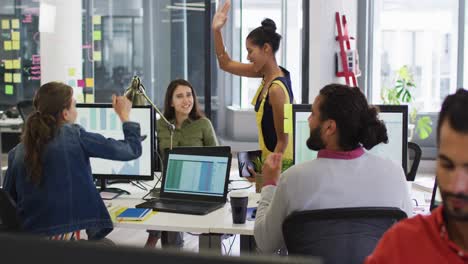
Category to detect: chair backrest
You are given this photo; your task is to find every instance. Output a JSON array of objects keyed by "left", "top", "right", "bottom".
[
  {"left": 406, "top": 142, "right": 422, "bottom": 181},
  {"left": 0, "top": 189, "right": 22, "bottom": 232},
  {"left": 282, "top": 207, "right": 407, "bottom": 264},
  {"left": 16, "top": 100, "right": 34, "bottom": 122}
]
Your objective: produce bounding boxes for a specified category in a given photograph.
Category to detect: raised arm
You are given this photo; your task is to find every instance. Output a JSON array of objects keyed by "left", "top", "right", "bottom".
[{"left": 212, "top": 0, "right": 262, "bottom": 78}]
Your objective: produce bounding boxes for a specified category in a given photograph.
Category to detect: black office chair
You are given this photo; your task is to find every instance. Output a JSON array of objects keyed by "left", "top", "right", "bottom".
[
  {"left": 407, "top": 142, "right": 422, "bottom": 181},
  {"left": 282, "top": 207, "right": 407, "bottom": 264},
  {"left": 16, "top": 100, "right": 34, "bottom": 122},
  {"left": 0, "top": 189, "right": 22, "bottom": 232}
]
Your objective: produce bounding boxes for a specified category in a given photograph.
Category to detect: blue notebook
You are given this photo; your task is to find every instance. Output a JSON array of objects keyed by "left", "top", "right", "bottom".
[{"left": 116, "top": 208, "right": 151, "bottom": 221}]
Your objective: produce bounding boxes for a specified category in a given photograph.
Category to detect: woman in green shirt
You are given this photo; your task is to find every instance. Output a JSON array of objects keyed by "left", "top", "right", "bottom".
[{"left": 146, "top": 79, "right": 218, "bottom": 248}]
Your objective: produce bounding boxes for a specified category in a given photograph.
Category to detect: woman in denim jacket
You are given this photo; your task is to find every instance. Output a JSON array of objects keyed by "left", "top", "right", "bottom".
[{"left": 3, "top": 82, "right": 142, "bottom": 240}]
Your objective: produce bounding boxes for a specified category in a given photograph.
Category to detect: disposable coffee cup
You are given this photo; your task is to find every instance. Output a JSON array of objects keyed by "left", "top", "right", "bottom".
[{"left": 230, "top": 191, "right": 249, "bottom": 224}]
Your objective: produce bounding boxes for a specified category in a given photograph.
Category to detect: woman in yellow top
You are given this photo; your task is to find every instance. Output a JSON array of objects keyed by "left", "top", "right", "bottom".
[{"left": 212, "top": 0, "right": 294, "bottom": 162}]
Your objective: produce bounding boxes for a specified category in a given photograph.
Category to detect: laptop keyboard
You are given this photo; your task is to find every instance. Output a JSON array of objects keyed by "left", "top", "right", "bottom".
[{"left": 143, "top": 198, "right": 220, "bottom": 213}]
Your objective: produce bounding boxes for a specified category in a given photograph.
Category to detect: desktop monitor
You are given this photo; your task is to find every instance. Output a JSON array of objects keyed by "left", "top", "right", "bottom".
[
  {"left": 75, "top": 104, "right": 155, "bottom": 183},
  {"left": 292, "top": 104, "right": 408, "bottom": 172}
]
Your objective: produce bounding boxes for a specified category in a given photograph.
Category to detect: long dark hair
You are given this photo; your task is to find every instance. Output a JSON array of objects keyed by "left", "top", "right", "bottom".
[
  {"left": 163, "top": 79, "right": 204, "bottom": 121},
  {"left": 22, "top": 82, "right": 73, "bottom": 185},
  {"left": 247, "top": 18, "right": 282, "bottom": 53},
  {"left": 318, "top": 84, "right": 388, "bottom": 151}
]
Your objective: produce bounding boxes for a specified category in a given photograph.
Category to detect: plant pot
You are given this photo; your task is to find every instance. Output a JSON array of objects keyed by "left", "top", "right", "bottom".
[{"left": 255, "top": 174, "right": 263, "bottom": 193}]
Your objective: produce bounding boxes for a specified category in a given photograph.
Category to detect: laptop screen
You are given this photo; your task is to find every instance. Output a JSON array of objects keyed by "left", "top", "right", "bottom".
[{"left": 163, "top": 154, "right": 229, "bottom": 197}]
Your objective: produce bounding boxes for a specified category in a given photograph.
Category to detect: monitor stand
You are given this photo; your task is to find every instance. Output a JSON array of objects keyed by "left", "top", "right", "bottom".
[{"left": 99, "top": 179, "right": 131, "bottom": 195}]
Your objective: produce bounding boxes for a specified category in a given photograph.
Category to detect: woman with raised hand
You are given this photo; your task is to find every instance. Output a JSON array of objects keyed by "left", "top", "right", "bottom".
[{"left": 212, "top": 0, "right": 294, "bottom": 163}]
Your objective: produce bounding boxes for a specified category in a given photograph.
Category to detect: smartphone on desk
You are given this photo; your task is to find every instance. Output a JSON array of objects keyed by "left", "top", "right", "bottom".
[{"left": 237, "top": 150, "right": 262, "bottom": 177}]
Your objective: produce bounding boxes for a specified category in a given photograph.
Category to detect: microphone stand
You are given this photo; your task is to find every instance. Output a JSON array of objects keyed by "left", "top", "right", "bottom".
[{"left": 125, "top": 76, "right": 174, "bottom": 198}]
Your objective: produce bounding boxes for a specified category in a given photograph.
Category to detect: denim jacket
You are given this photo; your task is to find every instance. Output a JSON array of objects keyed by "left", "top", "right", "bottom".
[{"left": 3, "top": 122, "right": 142, "bottom": 239}]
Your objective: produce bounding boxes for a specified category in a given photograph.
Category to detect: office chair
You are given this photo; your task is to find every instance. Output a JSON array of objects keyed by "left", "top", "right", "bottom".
[
  {"left": 0, "top": 189, "right": 22, "bottom": 232},
  {"left": 407, "top": 142, "right": 422, "bottom": 181},
  {"left": 282, "top": 207, "right": 407, "bottom": 264},
  {"left": 16, "top": 100, "right": 34, "bottom": 121}
]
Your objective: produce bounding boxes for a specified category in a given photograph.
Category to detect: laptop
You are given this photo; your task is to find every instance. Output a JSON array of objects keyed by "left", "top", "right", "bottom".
[{"left": 136, "top": 146, "right": 232, "bottom": 215}]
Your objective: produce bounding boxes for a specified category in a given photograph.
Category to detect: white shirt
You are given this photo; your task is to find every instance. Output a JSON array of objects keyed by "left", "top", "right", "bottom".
[{"left": 253, "top": 148, "right": 413, "bottom": 253}]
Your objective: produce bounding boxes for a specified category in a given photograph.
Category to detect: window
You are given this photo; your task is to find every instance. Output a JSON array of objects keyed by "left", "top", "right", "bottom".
[
  {"left": 230, "top": 0, "right": 303, "bottom": 108},
  {"left": 370, "top": 0, "right": 459, "bottom": 112}
]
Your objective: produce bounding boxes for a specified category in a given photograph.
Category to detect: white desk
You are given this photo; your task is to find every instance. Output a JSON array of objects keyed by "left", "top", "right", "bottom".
[{"left": 107, "top": 180, "right": 258, "bottom": 254}]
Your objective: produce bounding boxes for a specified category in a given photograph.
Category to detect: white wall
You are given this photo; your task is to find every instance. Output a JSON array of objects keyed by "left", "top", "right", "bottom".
[
  {"left": 40, "top": 0, "right": 82, "bottom": 85},
  {"left": 308, "top": 0, "right": 358, "bottom": 103}
]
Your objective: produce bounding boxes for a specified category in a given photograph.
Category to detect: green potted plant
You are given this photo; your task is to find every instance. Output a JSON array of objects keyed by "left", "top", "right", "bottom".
[
  {"left": 251, "top": 156, "right": 293, "bottom": 193},
  {"left": 381, "top": 65, "right": 432, "bottom": 140}
]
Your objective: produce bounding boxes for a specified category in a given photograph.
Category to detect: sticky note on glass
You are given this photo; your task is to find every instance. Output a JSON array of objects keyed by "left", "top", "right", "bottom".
[
  {"left": 4, "top": 60, "right": 12, "bottom": 69},
  {"left": 68, "top": 80, "right": 77, "bottom": 87},
  {"left": 4, "top": 73, "right": 12, "bottom": 83},
  {"left": 85, "top": 94, "right": 95, "bottom": 103},
  {"left": 283, "top": 103, "right": 293, "bottom": 134},
  {"left": 11, "top": 31, "right": 20, "bottom": 41},
  {"left": 93, "top": 51, "right": 102, "bottom": 61},
  {"left": 13, "top": 59, "right": 20, "bottom": 69},
  {"left": 13, "top": 73, "right": 21, "bottom": 83},
  {"left": 68, "top": 68, "right": 76, "bottom": 76},
  {"left": 5, "top": 85, "right": 13, "bottom": 95},
  {"left": 86, "top": 78, "right": 94, "bottom": 87},
  {"left": 93, "top": 31, "right": 102, "bottom": 41},
  {"left": 1, "top": 20, "right": 9, "bottom": 29},
  {"left": 4, "top": 41, "right": 12, "bottom": 50},
  {"left": 92, "top": 16, "right": 101, "bottom": 25},
  {"left": 77, "top": 79, "right": 85, "bottom": 87},
  {"left": 11, "top": 19, "right": 19, "bottom": 29},
  {"left": 12, "top": 41, "right": 20, "bottom": 50}
]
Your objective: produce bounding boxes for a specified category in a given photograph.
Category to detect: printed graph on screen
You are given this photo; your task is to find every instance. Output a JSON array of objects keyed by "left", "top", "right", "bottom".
[
  {"left": 164, "top": 154, "right": 229, "bottom": 197},
  {"left": 76, "top": 106, "right": 153, "bottom": 177}
]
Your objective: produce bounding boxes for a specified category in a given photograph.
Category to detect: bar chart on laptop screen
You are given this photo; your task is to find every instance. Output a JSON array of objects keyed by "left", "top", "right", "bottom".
[
  {"left": 294, "top": 112, "right": 318, "bottom": 164},
  {"left": 76, "top": 107, "right": 152, "bottom": 176},
  {"left": 165, "top": 154, "right": 228, "bottom": 196}
]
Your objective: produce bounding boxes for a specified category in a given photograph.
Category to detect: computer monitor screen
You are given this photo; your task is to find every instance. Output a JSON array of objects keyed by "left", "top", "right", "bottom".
[
  {"left": 163, "top": 153, "right": 229, "bottom": 197},
  {"left": 76, "top": 104, "right": 154, "bottom": 180},
  {"left": 292, "top": 104, "right": 408, "bottom": 172}
]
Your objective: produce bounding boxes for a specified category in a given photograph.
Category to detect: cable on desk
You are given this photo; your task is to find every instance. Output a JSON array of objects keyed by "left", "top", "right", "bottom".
[
  {"left": 227, "top": 235, "right": 237, "bottom": 255},
  {"left": 130, "top": 181, "right": 148, "bottom": 191},
  {"left": 228, "top": 181, "right": 253, "bottom": 192},
  {"left": 142, "top": 147, "right": 165, "bottom": 200}
]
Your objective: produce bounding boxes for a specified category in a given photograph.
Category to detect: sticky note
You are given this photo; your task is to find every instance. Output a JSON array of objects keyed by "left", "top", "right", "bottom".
[
  {"left": 12, "top": 59, "right": 20, "bottom": 69},
  {"left": 68, "top": 68, "right": 76, "bottom": 76},
  {"left": 85, "top": 94, "right": 95, "bottom": 103},
  {"left": 92, "top": 16, "right": 101, "bottom": 25},
  {"left": 283, "top": 104, "right": 293, "bottom": 134},
  {"left": 5, "top": 85, "right": 13, "bottom": 95},
  {"left": 4, "top": 41, "right": 12, "bottom": 50},
  {"left": 85, "top": 78, "right": 94, "bottom": 87},
  {"left": 1, "top": 20, "right": 9, "bottom": 29},
  {"left": 13, "top": 73, "right": 21, "bottom": 83},
  {"left": 12, "top": 41, "right": 20, "bottom": 50},
  {"left": 76, "top": 93, "right": 84, "bottom": 103},
  {"left": 68, "top": 80, "right": 77, "bottom": 87},
  {"left": 11, "top": 31, "right": 20, "bottom": 41},
  {"left": 77, "top": 79, "right": 85, "bottom": 87},
  {"left": 93, "top": 31, "right": 102, "bottom": 41},
  {"left": 4, "top": 60, "right": 12, "bottom": 69},
  {"left": 11, "top": 19, "right": 19, "bottom": 29},
  {"left": 93, "top": 51, "right": 102, "bottom": 61},
  {"left": 4, "top": 73, "right": 12, "bottom": 83}
]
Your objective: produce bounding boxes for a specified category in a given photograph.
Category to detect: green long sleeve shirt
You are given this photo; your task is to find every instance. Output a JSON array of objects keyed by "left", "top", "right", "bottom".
[{"left": 157, "top": 117, "right": 218, "bottom": 158}]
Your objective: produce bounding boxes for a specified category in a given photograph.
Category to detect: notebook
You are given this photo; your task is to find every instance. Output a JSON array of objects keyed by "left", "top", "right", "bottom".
[
  {"left": 136, "top": 146, "right": 232, "bottom": 215},
  {"left": 116, "top": 208, "right": 151, "bottom": 221}
]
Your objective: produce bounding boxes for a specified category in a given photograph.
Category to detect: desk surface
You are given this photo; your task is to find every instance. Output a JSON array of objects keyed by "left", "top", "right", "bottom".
[{"left": 107, "top": 179, "right": 258, "bottom": 235}]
